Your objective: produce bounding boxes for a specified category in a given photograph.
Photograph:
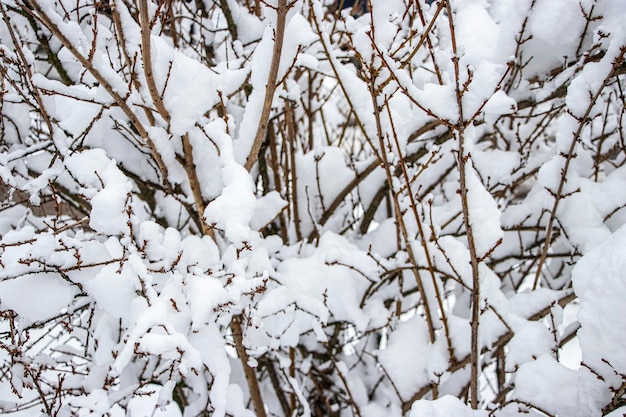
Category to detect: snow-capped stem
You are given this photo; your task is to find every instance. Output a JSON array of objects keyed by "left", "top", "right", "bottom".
[
  {"left": 333, "top": 361, "right": 364, "bottom": 417},
  {"left": 532, "top": 48, "right": 626, "bottom": 290},
  {"left": 244, "top": 0, "right": 289, "bottom": 172},
  {"left": 218, "top": 0, "right": 238, "bottom": 40},
  {"left": 399, "top": 0, "right": 445, "bottom": 69},
  {"left": 286, "top": 103, "right": 303, "bottom": 241},
  {"left": 384, "top": 101, "right": 455, "bottom": 361},
  {"left": 445, "top": 0, "right": 480, "bottom": 408},
  {"left": 368, "top": 77, "right": 437, "bottom": 345},
  {"left": 110, "top": 1, "right": 161, "bottom": 131},
  {"left": 139, "top": 0, "right": 170, "bottom": 124},
  {"left": 181, "top": 133, "right": 214, "bottom": 239},
  {"left": 414, "top": 1, "right": 445, "bottom": 85},
  {"left": 110, "top": 4, "right": 150, "bottom": 122},
  {"left": 267, "top": 126, "right": 289, "bottom": 241},
  {"left": 457, "top": 129, "right": 482, "bottom": 410},
  {"left": 231, "top": 315, "right": 267, "bottom": 417}
]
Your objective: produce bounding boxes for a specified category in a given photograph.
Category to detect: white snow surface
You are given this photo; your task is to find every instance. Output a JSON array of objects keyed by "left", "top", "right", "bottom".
[
  {"left": 378, "top": 316, "right": 448, "bottom": 399},
  {"left": 0, "top": 272, "right": 76, "bottom": 323},
  {"left": 465, "top": 162, "right": 503, "bottom": 258},
  {"left": 573, "top": 224, "right": 626, "bottom": 389},
  {"left": 514, "top": 355, "right": 579, "bottom": 417},
  {"left": 409, "top": 395, "right": 487, "bottom": 417},
  {"left": 203, "top": 120, "right": 256, "bottom": 245}
]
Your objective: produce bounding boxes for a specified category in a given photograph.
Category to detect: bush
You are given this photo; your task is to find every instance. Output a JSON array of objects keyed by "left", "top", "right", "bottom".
[{"left": 1, "top": 0, "right": 625, "bottom": 416}]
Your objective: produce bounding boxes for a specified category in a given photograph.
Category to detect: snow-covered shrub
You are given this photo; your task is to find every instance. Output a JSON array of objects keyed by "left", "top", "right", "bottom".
[{"left": 1, "top": 0, "right": 626, "bottom": 416}]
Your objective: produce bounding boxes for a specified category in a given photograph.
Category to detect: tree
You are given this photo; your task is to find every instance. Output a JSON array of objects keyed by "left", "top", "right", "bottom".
[{"left": 1, "top": 0, "right": 626, "bottom": 416}]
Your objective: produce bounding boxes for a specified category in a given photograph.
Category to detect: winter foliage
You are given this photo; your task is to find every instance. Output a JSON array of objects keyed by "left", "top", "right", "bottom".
[{"left": 1, "top": 0, "right": 626, "bottom": 416}]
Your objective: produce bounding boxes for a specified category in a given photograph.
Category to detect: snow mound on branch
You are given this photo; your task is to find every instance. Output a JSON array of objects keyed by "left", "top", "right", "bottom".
[
  {"left": 150, "top": 36, "right": 247, "bottom": 135},
  {"left": 203, "top": 120, "right": 256, "bottom": 246},
  {"left": 523, "top": 0, "right": 587, "bottom": 76},
  {"left": 250, "top": 191, "right": 287, "bottom": 231},
  {"left": 513, "top": 354, "right": 578, "bottom": 417},
  {"left": 378, "top": 316, "right": 448, "bottom": 399},
  {"left": 235, "top": 11, "right": 315, "bottom": 164},
  {"left": 483, "top": 90, "right": 517, "bottom": 125},
  {"left": 65, "top": 149, "right": 132, "bottom": 235},
  {"left": 573, "top": 223, "right": 626, "bottom": 397},
  {"left": 273, "top": 232, "right": 376, "bottom": 333},
  {"left": 465, "top": 163, "right": 503, "bottom": 258},
  {"left": 84, "top": 263, "right": 140, "bottom": 320},
  {"left": 0, "top": 272, "right": 76, "bottom": 322},
  {"left": 409, "top": 395, "right": 487, "bottom": 417}
]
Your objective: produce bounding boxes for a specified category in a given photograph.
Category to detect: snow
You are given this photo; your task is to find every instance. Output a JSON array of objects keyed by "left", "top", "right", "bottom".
[
  {"left": 523, "top": 0, "right": 586, "bottom": 77},
  {"left": 148, "top": 126, "right": 186, "bottom": 185},
  {"left": 378, "top": 316, "right": 448, "bottom": 399},
  {"left": 513, "top": 355, "right": 578, "bottom": 417},
  {"left": 573, "top": 224, "right": 626, "bottom": 388},
  {"left": 453, "top": 0, "right": 500, "bottom": 65},
  {"left": 84, "top": 264, "right": 138, "bottom": 319},
  {"left": 409, "top": 395, "right": 487, "bottom": 417},
  {"left": 203, "top": 120, "right": 256, "bottom": 245},
  {"left": 295, "top": 146, "right": 354, "bottom": 236},
  {"left": 537, "top": 154, "right": 580, "bottom": 198},
  {"left": 186, "top": 126, "right": 224, "bottom": 200},
  {"left": 276, "top": 233, "right": 370, "bottom": 329},
  {"left": 89, "top": 162, "right": 133, "bottom": 235},
  {"left": 557, "top": 189, "right": 612, "bottom": 253},
  {"left": 483, "top": 90, "right": 517, "bottom": 125},
  {"left": 394, "top": 69, "right": 459, "bottom": 122},
  {"left": 358, "top": 217, "right": 398, "bottom": 258},
  {"left": 505, "top": 320, "right": 553, "bottom": 371},
  {"left": 472, "top": 147, "right": 519, "bottom": 185},
  {"left": 63, "top": 149, "right": 134, "bottom": 235},
  {"left": 129, "top": 383, "right": 182, "bottom": 417},
  {"left": 250, "top": 191, "right": 287, "bottom": 231},
  {"left": 187, "top": 275, "right": 234, "bottom": 330},
  {"left": 465, "top": 163, "right": 503, "bottom": 258},
  {"left": 151, "top": 36, "right": 248, "bottom": 135},
  {"left": 0, "top": 273, "right": 76, "bottom": 323}
]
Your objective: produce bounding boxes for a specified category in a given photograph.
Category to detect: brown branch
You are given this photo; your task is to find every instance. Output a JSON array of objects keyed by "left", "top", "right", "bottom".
[
  {"left": 365, "top": 56, "right": 437, "bottom": 343},
  {"left": 231, "top": 315, "right": 268, "bottom": 417},
  {"left": 287, "top": 110, "right": 303, "bottom": 243},
  {"left": 262, "top": 356, "right": 291, "bottom": 417},
  {"left": 310, "top": 4, "right": 379, "bottom": 155},
  {"left": 139, "top": 0, "right": 170, "bottom": 124},
  {"left": 444, "top": 0, "right": 481, "bottom": 408},
  {"left": 181, "top": 133, "right": 215, "bottom": 239},
  {"left": 244, "top": 0, "right": 289, "bottom": 171},
  {"left": 267, "top": 125, "right": 289, "bottom": 240},
  {"left": 219, "top": 0, "right": 238, "bottom": 40},
  {"left": 386, "top": 100, "right": 455, "bottom": 361},
  {"left": 399, "top": 0, "right": 446, "bottom": 68}
]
